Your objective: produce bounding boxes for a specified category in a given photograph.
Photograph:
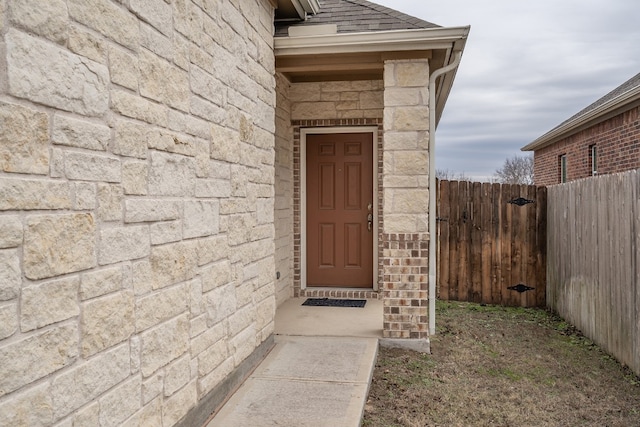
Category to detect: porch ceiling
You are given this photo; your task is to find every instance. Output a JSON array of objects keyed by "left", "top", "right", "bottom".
[{"left": 276, "top": 50, "right": 437, "bottom": 83}]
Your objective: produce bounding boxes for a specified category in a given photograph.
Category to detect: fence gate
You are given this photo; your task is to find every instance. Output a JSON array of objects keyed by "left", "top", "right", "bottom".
[{"left": 436, "top": 180, "right": 547, "bottom": 307}]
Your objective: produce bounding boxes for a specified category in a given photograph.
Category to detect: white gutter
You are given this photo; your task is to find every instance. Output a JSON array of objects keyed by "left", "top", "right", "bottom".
[
  {"left": 428, "top": 50, "right": 463, "bottom": 335},
  {"left": 275, "top": 26, "right": 470, "bottom": 56}
]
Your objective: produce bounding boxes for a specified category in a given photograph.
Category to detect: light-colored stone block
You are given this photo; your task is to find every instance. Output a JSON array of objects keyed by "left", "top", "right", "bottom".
[
  {"left": 139, "top": 49, "right": 189, "bottom": 111},
  {"left": 392, "top": 106, "right": 429, "bottom": 132},
  {"left": 53, "top": 114, "right": 110, "bottom": 151},
  {"left": 164, "top": 355, "right": 191, "bottom": 397},
  {"left": 98, "top": 183, "right": 124, "bottom": 221},
  {"left": 65, "top": 151, "right": 121, "bottom": 182},
  {"left": 0, "top": 323, "right": 78, "bottom": 397},
  {"left": 197, "top": 338, "right": 227, "bottom": 376},
  {"left": 183, "top": 200, "right": 219, "bottom": 239},
  {"left": 135, "top": 283, "right": 189, "bottom": 332},
  {"left": 68, "top": 24, "right": 106, "bottom": 63},
  {"left": 99, "top": 375, "right": 142, "bottom": 427},
  {"left": 122, "top": 397, "right": 162, "bottom": 427},
  {"left": 142, "top": 373, "right": 164, "bottom": 405},
  {"left": 99, "top": 225, "right": 149, "bottom": 265},
  {"left": 51, "top": 343, "right": 129, "bottom": 420},
  {"left": 190, "top": 65, "right": 226, "bottom": 107},
  {"left": 132, "top": 260, "right": 153, "bottom": 296},
  {"left": 109, "top": 44, "right": 138, "bottom": 90},
  {"left": 384, "top": 87, "right": 420, "bottom": 107},
  {"left": 7, "top": 29, "right": 108, "bottom": 116},
  {"left": 0, "top": 249, "right": 20, "bottom": 301},
  {"left": 229, "top": 324, "right": 257, "bottom": 366},
  {"left": 197, "top": 235, "right": 228, "bottom": 266},
  {"left": 24, "top": 213, "right": 96, "bottom": 280},
  {"left": 390, "top": 189, "right": 429, "bottom": 213},
  {"left": 0, "top": 101, "right": 49, "bottom": 174},
  {"left": 168, "top": 109, "right": 210, "bottom": 140},
  {"left": 202, "top": 260, "right": 232, "bottom": 292},
  {"left": 140, "top": 314, "right": 190, "bottom": 377},
  {"left": 123, "top": 161, "right": 149, "bottom": 195},
  {"left": 114, "top": 119, "right": 148, "bottom": 159},
  {"left": 190, "top": 314, "right": 207, "bottom": 338},
  {"left": 392, "top": 151, "right": 429, "bottom": 175},
  {"left": 150, "top": 220, "right": 182, "bottom": 245},
  {"left": 0, "top": 302, "right": 17, "bottom": 340},
  {"left": 150, "top": 241, "right": 198, "bottom": 289},
  {"left": 0, "top": 177, "right": 72, "bottom": 211},
  {"left": 198, "top": 357, "right": 234, "bottom": 397},
  {"left": 148, "top": 151, "right": 196, "bottom": 197},
  {"left": 8, "top": 0, "right": 68, "bottom": 44},
  {"left": 147, "top": 129, "right": 196, "bottom": 157},
  {"left": 0, "top": 382, "right": 52, "bottom": 427},
  {"left": 161, "top": 380, "right": 197, "bottom": 427},
  {"left": 395, "top": 61, "right": 429, "bottom": 87},
  {"left": 21, "top": 276, "right": 80, "bottom": 332},
  {"left": 140, "top": 22, "right": 172, "bottom": 61},
  {"left": 204, "top": 282, "right": 236, "bottom": 325},
  {"left": 80, "top": 266, "right": 123, "bottom": 300},
  {"left": 195, "top": 178, "right": 232, "bottom": 198},
  {"left": 0, "top": 216, "right": 22, "bottom": 249},
  {"left": 125, "top": 199, "right": 181, "bottom": 223},
  {"left": 81, "top": 290, "right": 135, "bottom": 357},
  {"left": 189, "top": 277, "right": 204, "bottom": 316},
  {"left": 130, "top": 0, "right": 172, "bottom": 36},
  {"left": 190, "top": 322, "right": 225, "bottom": 356},
  {"left": 72, "top": 402, "right": 100, "bottom": 427},
  {"left": 111, "top": 89, "right": 167, "bottom": 127},
  {"left": 67, "top": 0, "right": 139, "bottom": 50},
  {"left": 74, "top": 182, "right": 97, "bottom": 210}
]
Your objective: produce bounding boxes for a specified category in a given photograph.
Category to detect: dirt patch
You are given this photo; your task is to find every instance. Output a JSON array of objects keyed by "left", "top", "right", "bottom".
[{"left": 363, "top": 301, "right": 640, "bottom": 427}]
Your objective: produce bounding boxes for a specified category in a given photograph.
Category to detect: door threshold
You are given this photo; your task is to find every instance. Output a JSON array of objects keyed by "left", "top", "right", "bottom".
[{"left": 298, "top": 288, "right": 380, "bottom": 300}]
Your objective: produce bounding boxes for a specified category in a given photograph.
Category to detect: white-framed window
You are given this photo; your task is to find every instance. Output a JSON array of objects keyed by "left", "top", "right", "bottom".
[
  {"left": 590, "top": 145, "right": 597, "bottom": 176},
  {"left": 559, "top": 154, "right": 567, "bottom": 183}
]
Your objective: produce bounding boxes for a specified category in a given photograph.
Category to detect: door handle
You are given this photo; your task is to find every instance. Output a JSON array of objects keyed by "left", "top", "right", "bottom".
[{"left": 367, "top": 213, "right": 373, "bottom": 232}]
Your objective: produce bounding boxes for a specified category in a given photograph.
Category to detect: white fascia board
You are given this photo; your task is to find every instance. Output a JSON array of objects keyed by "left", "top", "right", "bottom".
[
  {"left": 298, "top": 0, "right": 320, "bottom": 14},
  {"left": 522, "top": 86, "right": 640, "bottom": 151},
  {"left": 274, "top": 26, "right": 470, "bottom": 57}
]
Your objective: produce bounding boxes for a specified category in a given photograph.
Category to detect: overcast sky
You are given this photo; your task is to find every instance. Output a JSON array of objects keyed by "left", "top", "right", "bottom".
[{"left": 371, "top": 0, "right": 640, "bottom": 181}]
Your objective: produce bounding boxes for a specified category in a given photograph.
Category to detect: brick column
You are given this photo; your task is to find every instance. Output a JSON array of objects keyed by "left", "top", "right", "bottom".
[{"left": 382, "top": 59, "right": 430, "bottom": 339}]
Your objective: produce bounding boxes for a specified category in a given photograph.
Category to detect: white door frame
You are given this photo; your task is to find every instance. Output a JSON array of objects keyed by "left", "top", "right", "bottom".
[{"left": 300, "top": 126, "right": 379, "bottom": 291}]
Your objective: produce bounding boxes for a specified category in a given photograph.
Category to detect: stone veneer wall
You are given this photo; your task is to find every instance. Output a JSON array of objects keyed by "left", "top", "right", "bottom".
[
  {"left": 288, "top": 80, "right": 384, "bottom": 299},
  {"left": 382, "top": 59, "right": 431, "bottom": 339},
  {"left": 0, "top": 1, "right": 277, "bottom": 426},
  {"left": 274, "top": 72, "right": 293, "bottom": 306}
]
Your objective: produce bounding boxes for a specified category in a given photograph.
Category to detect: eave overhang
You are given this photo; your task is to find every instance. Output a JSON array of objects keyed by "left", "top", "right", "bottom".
[
  {"left": 522, "top": 85, "right": 640, "bottom": 151},
  {"left": 274, "top": 26, "right": 469, "bottom": 57},
  {"left": 275, "top": 26, "right": 470, "bottom": 126}
]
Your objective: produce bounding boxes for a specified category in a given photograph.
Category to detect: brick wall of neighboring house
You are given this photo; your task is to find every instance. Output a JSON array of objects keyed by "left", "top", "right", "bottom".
[
  {"left": 0, "top": 1, "right": 277, "bottom": 426},
  {"left": 534, "top": 106, "right": 640, "bottom": 186}
]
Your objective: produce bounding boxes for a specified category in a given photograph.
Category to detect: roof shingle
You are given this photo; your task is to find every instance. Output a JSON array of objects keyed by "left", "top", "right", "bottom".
[{"left": 275, "top": 0, "right": 440, "bottom": 37}]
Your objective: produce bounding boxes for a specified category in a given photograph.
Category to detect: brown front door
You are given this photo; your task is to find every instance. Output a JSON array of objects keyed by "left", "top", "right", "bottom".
[{"left": 306, "top": 132, "right": 374, "bottom": 287}]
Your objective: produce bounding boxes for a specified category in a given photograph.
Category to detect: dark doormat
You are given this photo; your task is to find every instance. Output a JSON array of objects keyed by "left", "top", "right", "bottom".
[{"left": 302, "top": 298, "right": 367, "bottom": 308}]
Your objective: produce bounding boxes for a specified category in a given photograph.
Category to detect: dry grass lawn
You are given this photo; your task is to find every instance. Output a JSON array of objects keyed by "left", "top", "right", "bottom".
[{"left": 363, "top": 301, "right": 640, "bottom": 427}]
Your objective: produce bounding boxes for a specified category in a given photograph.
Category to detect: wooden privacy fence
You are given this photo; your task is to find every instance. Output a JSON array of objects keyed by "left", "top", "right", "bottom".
[
  {"left": 437, "top": 180, "right": 547, "bottom": 307},
  {"left": 547, "top": 170, "right": 640, "bottom": 376}
]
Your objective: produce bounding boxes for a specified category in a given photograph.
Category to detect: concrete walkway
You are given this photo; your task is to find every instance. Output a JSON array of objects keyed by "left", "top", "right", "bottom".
[{"left": 205, "top": 297, "right": 383, "bottom": 426}]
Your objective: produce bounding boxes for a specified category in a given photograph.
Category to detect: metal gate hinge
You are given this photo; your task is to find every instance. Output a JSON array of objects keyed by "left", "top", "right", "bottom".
[
  {"left": 508, "top": 284, "right": 535, "bottom": 293},
  {"left": 508, "top": 197, "right": 535, "bottom": 206}
]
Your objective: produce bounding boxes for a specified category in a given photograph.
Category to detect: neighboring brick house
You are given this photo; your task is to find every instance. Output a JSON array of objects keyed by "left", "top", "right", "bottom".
[
  {"left": 0, "top": 0, "right": 468, "bottom": 425},
  {"left": 523, "top": 72, "right": 640, "bottom": 185}
]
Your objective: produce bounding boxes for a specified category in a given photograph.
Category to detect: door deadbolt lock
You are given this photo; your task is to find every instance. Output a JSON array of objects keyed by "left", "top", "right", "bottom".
[{"left": 367, "top": 213, "right": 373, "bottom": 232}]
